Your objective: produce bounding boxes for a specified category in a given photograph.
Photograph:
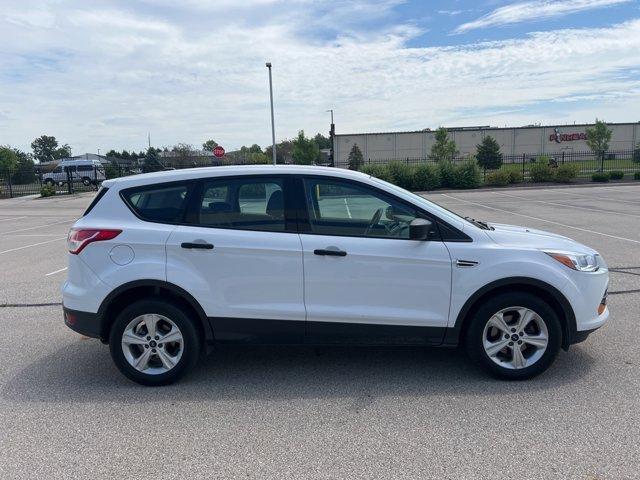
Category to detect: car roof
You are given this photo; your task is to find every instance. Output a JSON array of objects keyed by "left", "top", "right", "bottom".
[{"left": 102, "top": 165, "right": 371, "bottom": 189}]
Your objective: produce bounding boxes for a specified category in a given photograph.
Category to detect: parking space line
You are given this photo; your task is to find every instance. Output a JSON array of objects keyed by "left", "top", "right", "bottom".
[
  {"left": 0, "top": 216, "right": 27, "bottom": 222},
  {"left": 0, "top": 219, "right": 73, "bottom": 235},
  {"left": 440, "top": 193, "right": 640, "bottom": 244},
  {"left": 491, "top": 192, "right": 640, "bottom": 218},
  {"left": 0, "top": 237, "right": 66, "bottom": 255},
  {"left": 11, "top": 234, "right": 69, "bottom": 237},
  {"left": 553, "top": 189, "right": 640, "bottom": 205},
  {"left": 45, "top": 267, "right": 67, "bottom": 276}
]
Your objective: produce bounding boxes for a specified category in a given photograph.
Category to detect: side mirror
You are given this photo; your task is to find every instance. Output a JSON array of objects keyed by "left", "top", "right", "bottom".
[{"left": 409, "top": 218, "right": 433, "bottom": 241}]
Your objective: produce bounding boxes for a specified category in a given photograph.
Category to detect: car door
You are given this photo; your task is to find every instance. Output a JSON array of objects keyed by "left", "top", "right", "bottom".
[
  {"left": 166, "top": 175, "right": 305, "bottom": 343},
  {"left": 298, "top": 176, "right": 452, "bottom": 345}
]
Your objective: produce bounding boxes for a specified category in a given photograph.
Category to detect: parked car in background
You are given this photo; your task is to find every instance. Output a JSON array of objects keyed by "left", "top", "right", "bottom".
[
  {"left": 62, "top": 165, "right": 609, "bottom": 385},
  {"left": 43, "top": 159, "right": 106, "bottom": 186}
]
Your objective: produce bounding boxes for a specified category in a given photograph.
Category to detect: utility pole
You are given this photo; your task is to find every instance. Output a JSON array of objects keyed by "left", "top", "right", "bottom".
[
  {"left": 266, "top": 62, "right": 276, "bottom": 166},
  {"left": 327, "top": 109, "right": 335, "bottom": 166}
]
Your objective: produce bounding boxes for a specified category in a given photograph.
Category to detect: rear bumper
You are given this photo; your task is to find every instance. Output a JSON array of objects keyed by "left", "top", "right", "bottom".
[{"left": 63, "top": 306, "right": 104, "bottom": 340}]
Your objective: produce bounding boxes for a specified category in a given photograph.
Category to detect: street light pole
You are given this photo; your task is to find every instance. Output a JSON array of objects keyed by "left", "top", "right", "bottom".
[
  {"left": 326, "top": 109, "right": 335, "bottom": 166},
  {"left": 266, "top": 62, "right": 276, "bottom": 166}
]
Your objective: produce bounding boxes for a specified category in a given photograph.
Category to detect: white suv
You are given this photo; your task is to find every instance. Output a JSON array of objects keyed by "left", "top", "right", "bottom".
[{"left": 62, "top": 165, "right": 609, "bottom": 385}]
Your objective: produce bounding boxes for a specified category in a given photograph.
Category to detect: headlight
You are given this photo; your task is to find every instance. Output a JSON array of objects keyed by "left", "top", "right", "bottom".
[{"left": 544, "top": 250, "right": 600, "bottom": 272}]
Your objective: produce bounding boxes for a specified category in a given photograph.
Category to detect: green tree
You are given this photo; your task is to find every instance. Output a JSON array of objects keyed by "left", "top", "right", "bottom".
[
  {"left": 314, "top": 133, "right": 332, "bottom": 150},
  {"left": 142, "top": 147, "right": 162, "bottom": 172},
  {"left": 105, "top": 149, "right": 120, "bottom": 158},
  {"left": 586, "top": 119, "right": 612, "bottom": 155},
  {"left": 292, "top": 130, "right": 319, "bottom": 165},
  {"left": 0, "top": 146, "right": 19, "bottom": 171},
  {"left": 586, "top": 119, "right": 612, "bottom": 169},
  {"left": 347, "top": 143, "right": 364, "bottom": 170},
  {"left": 429, "top": 127, "right": 459, "bottom": 162},
  {"left": 475, "top": 135, "right": 503, "bottom": 171},
  {"left": 56, "top": 144, "right": 71, "bottom": 159},
  {"left": 202, "top": 139, "right": 219, "bottom": 152},
  {"left": 265, "top": 140, "right": 294, "bottom": 164},
  {"left": 12, "top": 149, "right": 36, "bottom": 184},
  {"left": 31, "top": 135, "right": 70, "bottom": 163}
]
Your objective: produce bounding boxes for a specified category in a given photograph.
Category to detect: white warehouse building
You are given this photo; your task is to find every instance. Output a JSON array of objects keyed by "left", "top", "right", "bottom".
[{"left": 333, "top": 122, "right": 640, "bottom": 166}]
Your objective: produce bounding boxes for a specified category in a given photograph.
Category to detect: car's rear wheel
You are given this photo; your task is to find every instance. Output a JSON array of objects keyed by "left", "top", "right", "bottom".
[
  {"left": 81, "top": 177, "right": 91, "bottom": 186},
  {"left": 44, "top": 179, "right": 54, "bottom": 186},
  {"left": 109, "top": 299, "right": 200, "bottom": 386},
  {"left": 465, "top": 292, "right": 562, "bottom": 380}
]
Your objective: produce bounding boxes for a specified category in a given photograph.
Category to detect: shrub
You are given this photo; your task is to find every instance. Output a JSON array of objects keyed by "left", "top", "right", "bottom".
[
  {"left": 485, "top": 170, "right": 511, "bottom": 186},
  {"left": 591, "top": 172, "right": 610, "bottom": 182},
  {"left": 40, "top": 184, "right": 56, "bottom": 197},
  {"left": 507, "top": 170, "right": 524, "bottom": 184},
  {"left": 609, "top": 170, "right": 624, "bottom": 180},
  {"left": 386, "top": 161, "right": 414, "bottom": 190},
  {"left": 529, "top": 156, "right": 554, "bottom": 182},
  {"left": 476, "top": 136, "right": 503, "bottom": 171},
  {"left": 453, "top": 159, "right": 482, "bottom": 189},
  {"left": 634, "top": 172, "right": 640, "bottom": 180},
  {"left": 347, "top": 144, "right": 364, "bottom": 170},
  {"left": 555, "top": 163, "right": 580, "bottom": 183},
  {"left": 438, "top": 160, "right": 457, "bottom": 188},
  {"left": 360, "top": 164, "right": 394, "bottom": 183},
  {"left": 412, "top": 164, "right": 440, "bottom": 191}
]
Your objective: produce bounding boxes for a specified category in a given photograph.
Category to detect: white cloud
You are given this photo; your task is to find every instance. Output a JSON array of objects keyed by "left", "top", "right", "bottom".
[
  {"left": 454, "top": 0, "right": 631, "bottom": 33},
  {"left": 0, "top": 2, "right": 640, "bottom": 154}
]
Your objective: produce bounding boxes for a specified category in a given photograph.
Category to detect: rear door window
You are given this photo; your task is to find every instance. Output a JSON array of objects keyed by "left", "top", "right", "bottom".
[
  {"left": 197, "top": 177, "right": 286, "bottom": 232},
  {"left": 122, "top": 183, "right": 190, "bottom": 223}
]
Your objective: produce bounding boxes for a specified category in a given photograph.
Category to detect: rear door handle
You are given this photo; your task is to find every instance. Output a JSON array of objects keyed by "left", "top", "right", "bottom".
[
  {"left": 314, "top": 248, "right": 347, "bottom": 257},
  {"left": 181, "top": 242, "right": 214, "bottom": 250}
]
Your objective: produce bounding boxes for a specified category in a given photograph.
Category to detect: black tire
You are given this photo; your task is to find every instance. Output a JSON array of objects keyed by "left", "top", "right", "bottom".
[
  {"left": 82, "top": 177, "right": 91, "bottom": 186},
  {"left": 109, "top": 299, "right": 201, "bottom": 386},
  {"left": 44, "top": 179, "right": 54, "bottom": 186},
  {"left": 464, "top": 291, "right": 562, "bottom": 380}
]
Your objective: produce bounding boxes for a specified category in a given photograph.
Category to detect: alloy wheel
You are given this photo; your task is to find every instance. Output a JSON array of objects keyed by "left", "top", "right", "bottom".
[
  {"left": 482, "top": 306, "right": 549, "bottom": 370},
  {"left": 121, "top": 313, "right": 184, "bottom": 375}
]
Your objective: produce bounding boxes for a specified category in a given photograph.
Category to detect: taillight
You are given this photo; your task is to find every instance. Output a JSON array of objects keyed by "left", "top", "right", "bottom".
[{"left": 67, "top": 228, "right": 122, "bottom": 254}]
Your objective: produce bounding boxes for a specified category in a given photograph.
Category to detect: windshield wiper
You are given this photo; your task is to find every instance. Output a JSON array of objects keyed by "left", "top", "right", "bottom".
[{"left": 464, "top": 216, "right": 494, "bottom": 230}]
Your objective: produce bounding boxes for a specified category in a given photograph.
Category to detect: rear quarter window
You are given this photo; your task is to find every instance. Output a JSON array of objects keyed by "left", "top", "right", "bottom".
[{"left": 121, "top": 183, "right": 190, "bottom": 223}]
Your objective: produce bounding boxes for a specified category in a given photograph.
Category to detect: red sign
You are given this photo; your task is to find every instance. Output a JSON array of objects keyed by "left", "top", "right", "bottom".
[
  {"left": 549, "top": 131, "right": 587, "bottom": 143},
  {"left": 213, "top": 146, "right": 225, "bottom": 158}
]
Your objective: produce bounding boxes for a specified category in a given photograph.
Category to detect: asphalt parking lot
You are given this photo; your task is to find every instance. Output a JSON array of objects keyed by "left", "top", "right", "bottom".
[{"left": 0, "top": 183, "right": 639, "bottom": 479}]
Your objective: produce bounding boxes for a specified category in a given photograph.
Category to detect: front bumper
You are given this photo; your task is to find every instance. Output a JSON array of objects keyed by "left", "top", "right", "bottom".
[{"left": 63, "top": 306, "right": 104, "bottom": 340}]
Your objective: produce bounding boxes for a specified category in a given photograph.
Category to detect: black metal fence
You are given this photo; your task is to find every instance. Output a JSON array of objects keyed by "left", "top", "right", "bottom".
[
  {"left": 0, "top": 165, "right": 106, "bottom": 199},
  {"left": 338, "top": 149, "right": 640, "bottom": 179},
  {"left": 2, "top": 149, "right": 639, "bottom": 199}
]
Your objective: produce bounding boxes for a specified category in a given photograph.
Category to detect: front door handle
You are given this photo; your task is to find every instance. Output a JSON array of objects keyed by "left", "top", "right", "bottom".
[
  {"left": 314, "top": 248, "right": 347, "bottom": 257},
  {"left": 181, "top": 242, "right": 214, "bottom": 250}
]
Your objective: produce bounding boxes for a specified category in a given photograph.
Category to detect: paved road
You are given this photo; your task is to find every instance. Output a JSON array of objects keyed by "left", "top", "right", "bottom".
[{"left": 0, "top": 184, "right": 639, "bottom": 479}]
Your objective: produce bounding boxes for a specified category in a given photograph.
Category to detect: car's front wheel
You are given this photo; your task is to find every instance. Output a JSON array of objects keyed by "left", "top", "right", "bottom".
[
  {"left": 465, "top": 292, "right": 562, "bottom": 380},
  {"left": 109, "top": 299, "right": 200, "bottom": 386}
]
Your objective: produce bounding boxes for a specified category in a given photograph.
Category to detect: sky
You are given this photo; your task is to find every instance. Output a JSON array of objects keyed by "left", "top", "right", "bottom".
[{"left": 1, "top": 0, "right": 639, "bottom": 154}]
